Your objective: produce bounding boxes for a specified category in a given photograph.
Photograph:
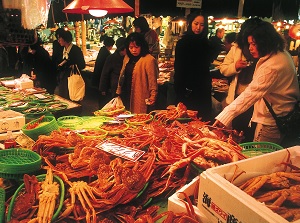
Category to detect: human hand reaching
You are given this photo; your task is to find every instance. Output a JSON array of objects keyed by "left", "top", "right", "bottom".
[{"left": 235, "top": 59, "right": 248, "bottom": 71}]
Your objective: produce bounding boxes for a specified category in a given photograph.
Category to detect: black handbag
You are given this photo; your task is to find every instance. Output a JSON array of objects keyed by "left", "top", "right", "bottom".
[{"left": 263, "top": 98, "right": 300, "bottom": 137}]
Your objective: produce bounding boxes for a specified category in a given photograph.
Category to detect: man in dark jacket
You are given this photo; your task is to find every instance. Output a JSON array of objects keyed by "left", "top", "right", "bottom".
[
  {"left": 98, "top": 37, "right": 126, "bottom": 109},
  {"left": 92, "top": 36, "right": 115, "bottom": 89}
]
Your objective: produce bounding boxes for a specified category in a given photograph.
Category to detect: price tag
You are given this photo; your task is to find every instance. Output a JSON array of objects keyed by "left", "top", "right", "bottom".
[
  {"left": 96, "top": 140, "right": 145, "bottom": 162},
  {"left": 34, "top": 94, "right": 47, "bottom": 99}
]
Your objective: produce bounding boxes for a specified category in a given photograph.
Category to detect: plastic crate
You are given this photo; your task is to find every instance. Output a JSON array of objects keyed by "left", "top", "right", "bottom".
[
  {"left": 0, "top": 188, "right": 5, "bottom": 223},
  {"left": 57, "top": 115, "right": 83, "bottom": 129},
  {"left": 22, "top": 116, "right": 59, "bottom": 141},
  {"left": 240, "top": 141, "right": 283, "bottom": 158},
  {"left": 0, "top": 148, "right": 41, "bottom": 179}
]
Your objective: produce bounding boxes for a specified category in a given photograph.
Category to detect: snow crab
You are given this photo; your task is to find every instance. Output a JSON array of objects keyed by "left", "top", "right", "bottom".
[{"left": 57, "top": 151, "right": 156, "bottom": 223}]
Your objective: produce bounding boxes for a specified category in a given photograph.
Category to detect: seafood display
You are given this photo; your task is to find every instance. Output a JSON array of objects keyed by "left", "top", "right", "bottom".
[{"left": 5, "top": 102, "right": 277, "bottom": 222}]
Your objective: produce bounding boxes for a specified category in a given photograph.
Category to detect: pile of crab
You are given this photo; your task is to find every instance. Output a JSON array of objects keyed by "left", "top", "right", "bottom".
[
  {"left": 229, "top": 151, "right": 300, "bottom": 222},
  {"left": 7, "top": 103, "right": 249, "bottom": 222}
]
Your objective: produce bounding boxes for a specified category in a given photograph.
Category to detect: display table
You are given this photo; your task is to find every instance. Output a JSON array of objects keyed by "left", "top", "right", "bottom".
[{"left": 52, "top": 95, "right": 82, "bottom": 118}]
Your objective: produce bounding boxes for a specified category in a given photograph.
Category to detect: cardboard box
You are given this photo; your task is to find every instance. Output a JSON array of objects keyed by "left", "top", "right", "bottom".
[
  {"left": 198, "top": 146, "right": 300, "bottom": 223},
  {"left": 0, "top": 110, "right": 25, "bottom": 133},
  {"left": 168, "top": 176, "right": 211, "bottom": 223}
]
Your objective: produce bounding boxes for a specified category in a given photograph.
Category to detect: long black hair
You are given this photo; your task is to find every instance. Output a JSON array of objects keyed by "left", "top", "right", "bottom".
[{"left": 186, "top": 11, "right": 208, "bottom": 39}]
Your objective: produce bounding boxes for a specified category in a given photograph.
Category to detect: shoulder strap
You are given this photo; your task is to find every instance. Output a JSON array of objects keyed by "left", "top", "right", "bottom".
[{"left": 263, "top": 98, "right": 278, "bottom": 121}]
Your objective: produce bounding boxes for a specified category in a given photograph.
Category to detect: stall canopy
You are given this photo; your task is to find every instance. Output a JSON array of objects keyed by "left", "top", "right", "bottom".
[{"left": 47, "top": 0, "right": 300, "bottom": 28}]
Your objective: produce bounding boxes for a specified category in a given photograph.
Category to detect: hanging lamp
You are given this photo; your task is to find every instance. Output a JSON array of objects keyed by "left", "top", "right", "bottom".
[{"left": 62, "top": 0, "right": 134, "bottom": 17}]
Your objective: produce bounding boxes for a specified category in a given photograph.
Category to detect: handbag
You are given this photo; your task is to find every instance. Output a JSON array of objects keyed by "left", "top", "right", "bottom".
[
  {"left": 68, "top": 64, "right": 85, "bottom": 101},
  {"left": 263, "top": 98, "right": 300, "bottom": 137}
]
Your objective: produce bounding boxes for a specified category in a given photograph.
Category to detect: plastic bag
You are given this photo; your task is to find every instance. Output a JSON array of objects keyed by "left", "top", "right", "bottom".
[
  {"left": 102, "top": 97, "right": 124, "bottom": 110},
  {"left": 94, "top": 97, "right": 125, "bottom": 116},
  {"left": 68, "top": 65, "right": 85, "bottom": 101}
]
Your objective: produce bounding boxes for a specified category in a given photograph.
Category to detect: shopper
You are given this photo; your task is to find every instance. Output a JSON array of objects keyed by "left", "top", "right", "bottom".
[
  {"left": 52, "top": 28, "right": 65, "bottom": 68},
  {"left": 27, "top": 39, "right": 57, "bottom": 94},
  {"left": 116, "top": 32, "right": 158, "bottom": 113},
  {"left": 174, "top": 11, "right": 215, "bottom": 122},
  {"left": 214, "top": 21, "right": 300, "bottom": 145},
  {"left": 57, "top": 30, "right": 85, "bottom": 101},
  {"left": 223, "top": 32, "right": 237, "bottom": 53},
  {"left": 99, "top": 37, "right": 127, "bottom": 109},
  {"left": 210, "top": 27, "right": 226, "bottom": 60},
  {"left": 93, "top": 36, "right": 115, "bottom": 89},
  {"left": 133, "top": 17, "right": 160, "bottom": 59},
  {"left": 219, "top": 18, "right": 262, "bottom": 143}
]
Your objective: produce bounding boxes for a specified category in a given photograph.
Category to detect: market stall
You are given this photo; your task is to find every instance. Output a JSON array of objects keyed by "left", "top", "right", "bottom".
[{"left": 1, "top": 97, "right": 296, "bottom": 222}]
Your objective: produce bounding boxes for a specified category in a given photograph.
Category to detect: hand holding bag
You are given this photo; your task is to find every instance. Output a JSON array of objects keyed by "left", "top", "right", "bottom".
[
  {"left": 263, "top": 98, "right": 300, "bottom": 137},
  {"left": 68, "top": 64, "right": 85, "bottom": 101}
]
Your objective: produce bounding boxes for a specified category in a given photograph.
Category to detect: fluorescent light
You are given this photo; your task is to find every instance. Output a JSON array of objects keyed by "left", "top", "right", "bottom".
[{"left": 89, "top": 9, "right": 108, "bottom": 17}]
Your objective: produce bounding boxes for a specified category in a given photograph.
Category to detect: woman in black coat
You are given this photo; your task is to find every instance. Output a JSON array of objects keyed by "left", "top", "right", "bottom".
[
  {"left": 174, "top": 12, "right": 214, "bottom": 122},
  {"left": 28, "top": 40, "right": 57, "bottom": 94},
  {"left": 57, "top": 30, "right": 85, "bottom": 101}
]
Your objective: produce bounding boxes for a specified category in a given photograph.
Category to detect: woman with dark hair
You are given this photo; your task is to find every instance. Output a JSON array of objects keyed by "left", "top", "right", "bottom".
[
  {"left": 219, "top": 17, "right": 262, "bottom": 142},
  {"left": 214, "top": 21, "right": 300, "bottom": 145},
  {"left": 116, "top": 32, "right": 158, "bottom": 113},
  {"left": 57, "top": 30, "right": 85, "bottom": 101},
  {"left": 28, "top": 39, "right": 57, "bottom": 94},
  {"left": 133, "top": 17, "right": 160, "bottom": 59},
  {"left": 174, "top": 11, "right": 215, "bottom": 122}
]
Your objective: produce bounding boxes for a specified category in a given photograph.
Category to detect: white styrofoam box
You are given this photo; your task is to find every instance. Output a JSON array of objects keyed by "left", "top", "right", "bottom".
[
  {"left": 168, "top": 176, "right": 212, "bottom": 223},
  {"left": 15, "top": 79, "right": 34, "bottom": 89},
  {"left": 0, "top": 110, "right": 25, "bottom": 133},
  {"left": 198, "top": 146, "right": 300, "bottom": 223}
]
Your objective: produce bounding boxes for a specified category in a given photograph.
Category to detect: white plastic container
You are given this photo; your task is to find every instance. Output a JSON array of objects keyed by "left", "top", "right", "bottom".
[
  {"left": 168, "top": 176, "right": 211, "bottom": 223},
  {"left": 198, "top": 146, "right": 300, "bottom": 223}
]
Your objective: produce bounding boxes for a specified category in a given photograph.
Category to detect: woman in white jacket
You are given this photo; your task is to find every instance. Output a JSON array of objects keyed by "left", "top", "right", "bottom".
[
  {"left": 219, "top": 18, "right": 262, "bottom": 142},
  {"left": 214, "top": 20, "right": 300, "bottom": 145}
]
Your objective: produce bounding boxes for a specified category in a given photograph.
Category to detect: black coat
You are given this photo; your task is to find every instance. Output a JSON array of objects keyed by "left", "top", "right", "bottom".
[
  {"left": 174, "top": 33, "right": 214, "bottom": 121},
  {"left": 27, "top": 45, "right": 57, "bottom": 94},
  {"left": 99, "top": 50, "right": 124, "bottom": 97},
  {"left": 93, "top": 46, "right": 111, "bottom": 88}
]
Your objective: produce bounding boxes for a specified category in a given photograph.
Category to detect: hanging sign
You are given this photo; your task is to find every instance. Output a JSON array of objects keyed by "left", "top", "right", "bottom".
[{"left": 176, "top": 0, "right": 202, "bottom": 8}]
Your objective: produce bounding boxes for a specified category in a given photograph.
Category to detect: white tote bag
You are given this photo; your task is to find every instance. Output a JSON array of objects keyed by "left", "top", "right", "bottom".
[{"left": 68, "top": 65, "right": 85, "bottom": 101}]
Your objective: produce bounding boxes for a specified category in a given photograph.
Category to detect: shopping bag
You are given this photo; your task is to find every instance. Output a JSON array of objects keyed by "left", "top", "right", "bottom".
[
  {"left": 95, "top": 97, "right": 125, "bottom": 116},
  {"left": 102, "top": 96, "right": 124, "bottom": 110},
  {"left": 68, "top": 65, "right": 85, "bottom": 101}
]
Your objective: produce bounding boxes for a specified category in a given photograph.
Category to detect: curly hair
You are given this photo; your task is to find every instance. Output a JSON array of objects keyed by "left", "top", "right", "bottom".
[
  {"left": 125, "top": 32, "right": 149, "bottom": 57},
  {"left": 245, "top": 21, "right": 285, "bottom": 57},
  {"left": 235, "top": 17, "right": 263, "bottom": 48}
]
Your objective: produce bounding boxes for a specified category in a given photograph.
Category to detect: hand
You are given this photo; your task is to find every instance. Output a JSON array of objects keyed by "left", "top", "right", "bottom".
[
  {"left": 235, "top": 59, "right": 248, "bottom": 71},
  {"left": 145, "top": 98, "right": 155, "bottom": 105},
  {"left": 212, "top": 120, "right": 226, "bottom": 128}
]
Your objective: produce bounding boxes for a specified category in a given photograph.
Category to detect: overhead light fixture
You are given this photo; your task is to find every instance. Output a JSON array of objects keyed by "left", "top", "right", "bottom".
[
  {"left": 88, "top": 10, "right": 108, "bottom": 17},
  {"left": 63, "top": 0, "right": 134, "bottom": 15}
]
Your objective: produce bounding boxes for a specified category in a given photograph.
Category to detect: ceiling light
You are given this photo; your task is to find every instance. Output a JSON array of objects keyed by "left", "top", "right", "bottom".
[
  {"left": 89, "top": 9, "right": 108, "bottom": 17},
  {"left": 63, "top": 0, "right": 133, "bottom": 15}
]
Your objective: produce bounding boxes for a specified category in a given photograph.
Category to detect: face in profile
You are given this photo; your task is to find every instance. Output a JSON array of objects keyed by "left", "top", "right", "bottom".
[
  {"left": 191, "top": 15, "right": 205, "bottom": 35},
  {"left": 248, "top": 36, "right": 259, "bottom": 58},
  {"left": 128, "top": 41, "right": 141, "bottom": 57}
]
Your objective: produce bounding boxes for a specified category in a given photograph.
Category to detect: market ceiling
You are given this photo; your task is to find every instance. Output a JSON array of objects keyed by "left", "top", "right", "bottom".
[{"left": 48, "top": 0, "right": 299, "bottom": 27}]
